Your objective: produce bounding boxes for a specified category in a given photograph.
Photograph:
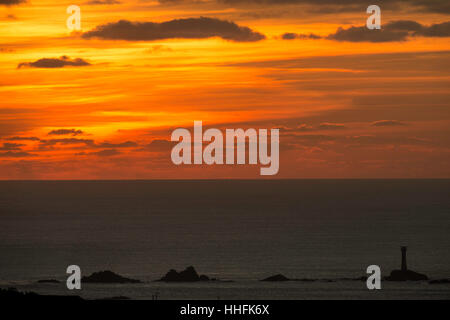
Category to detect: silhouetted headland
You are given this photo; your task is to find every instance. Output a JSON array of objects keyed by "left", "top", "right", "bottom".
[
  {"left": 99, "top": 296, "right": 131, "bottom": 300},
  {"left": 159, "top": 266, "right": 216, "bottom": 282},
  {"left": 260, "top": 274, "right": 363, "bottom": 282},
  {"left": 0, "top": 288, "right": 83, "bottom": 302},
  {"left": 429, "top": 279, "right": 450, "bottom": 284},
  {"left": 385, "top": 247, "right": 428, "bottom": 281},
  {"left": 82, "top": 270, "right": 141, "bottom": 284},
  {"left": 37, "top": 279, "right": 60, "bottom": 284}
]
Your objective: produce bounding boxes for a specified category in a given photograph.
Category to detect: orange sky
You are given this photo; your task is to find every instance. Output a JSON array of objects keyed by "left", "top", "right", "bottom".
[{"left": 0, "top": 0, "right": 449, "bottom": 179}]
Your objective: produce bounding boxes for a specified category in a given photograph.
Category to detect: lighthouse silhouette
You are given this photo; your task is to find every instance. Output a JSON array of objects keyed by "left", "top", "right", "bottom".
[
  {"left": 401, "top": 246, "right": 407, "bottom": 271},
  {"left": 386, "top": 245, "right": 428, "bottom": 281}
]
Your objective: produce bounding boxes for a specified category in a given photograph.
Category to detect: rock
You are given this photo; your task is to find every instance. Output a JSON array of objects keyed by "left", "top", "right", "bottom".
[
  {"left": 82, "top": 270, "right": 141, "bottom": 284},
  {"left": 0, "top": 288, "right": 83, "bottom": 301},
  {"left": 429, "top": 279, "right": 450, "bottom": 284},
  {"left": 261, "top": 274, "right": 290, "bottom": 282},
  {"left": 295, "top": 278, "right": 316, "bottom": 282},
  {"left": 159, "top": 266, "right": 211, "bottom": 282},
  {"left": 385, "top": 269, "right": 428, "bottom": 281},
  {"left": 37, "top": 279, "right": 60, "bottom": 284},
  {"left": 100, "top": 296, "right": 131, "bottom": 300}
]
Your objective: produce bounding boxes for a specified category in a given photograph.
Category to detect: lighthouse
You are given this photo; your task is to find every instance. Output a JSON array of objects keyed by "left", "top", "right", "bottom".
[{"left": 401, "top": 246, "right": 407, "bottom": 271}]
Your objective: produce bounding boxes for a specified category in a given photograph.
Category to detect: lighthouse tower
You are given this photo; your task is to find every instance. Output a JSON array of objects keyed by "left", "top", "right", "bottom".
[{"left": 401, "top": 246, "right": 407, "bottom": 271}]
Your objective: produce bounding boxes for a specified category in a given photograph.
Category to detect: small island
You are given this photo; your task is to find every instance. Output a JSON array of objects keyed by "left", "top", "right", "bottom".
[
  {"left": 260, "top": 274, "right": 290, "bottom": 282},
  {"left": 260, "top": 274, "right": 338, "bottom": 282},
  {"left": 82, "top": 270, "right": 141, "bottom": 284},
  {"left": 158, "top": 266, "right": 214, "bottom": 282}
]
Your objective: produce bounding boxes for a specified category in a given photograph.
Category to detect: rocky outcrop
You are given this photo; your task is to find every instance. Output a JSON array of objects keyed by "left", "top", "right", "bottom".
[
  {"left": 385, "top": 269, "right": 428, "bottom": 281},
  {"left": 261, "top": 274, "right": 290, "bottom": 282},
  {"left": 159, "top": 266, "right": 213, "bottom": 282},
  {"left": 82, "top": 271, "right": 141, "bottom": 284},
  {"left": 260, "top": 274, "right": 339, "bottom": 282}
]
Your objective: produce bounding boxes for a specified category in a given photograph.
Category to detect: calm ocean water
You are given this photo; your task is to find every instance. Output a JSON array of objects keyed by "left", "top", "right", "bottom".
[{"left": 0, "top": 180, "right": 449, "bottom": 299}]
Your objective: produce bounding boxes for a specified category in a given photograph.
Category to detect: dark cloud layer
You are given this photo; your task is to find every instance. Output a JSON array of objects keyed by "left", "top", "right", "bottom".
[
  {"left": 328, "top": 20, "right": 450, "bottom": 42},
  {"left": 6, "top": 136, "right": 40, "bottom": 141},
  {"left": 48, "top": 129, "right": 84, "bottom": 136},
  {"left": 0, "top": 151, "right": 34, "bottom": 157},
  {"left": 96, "top": 141, "right": 138, "bottom": 148},
  {"left": 218, "top": 0, "right": 450, "bottom": 14},
  {"left": 18, "top": 56, "right": 91, "bottom": 69},
  {"left": 280, "top": 21, "right": 450, "bottom": 42},
  {"left": 86, "top": 0, "right": 121, "bottom": 4},
  {"left": 0, "top": 0, "right": 26, "bottom": 6},
  {"left": 282, "top": 32, "right": 321, "bottom": 40},
  {"left": 39, "top": 138, "right": 95, "bottom": 148},
  {"left": 91, "top": 149, "right": 121, "bottom": 157},
  {"left": 82, "top": 17, "right": 265, "bottom": 42},
  {"left": 147, "top": 139, "right": 176, "bottom": 152},
  {"left": 0, "top": 142, "right": 24, "bottom": 151},
  {"left": 38, "top": 138, "right": 138, "bottom": 149}
]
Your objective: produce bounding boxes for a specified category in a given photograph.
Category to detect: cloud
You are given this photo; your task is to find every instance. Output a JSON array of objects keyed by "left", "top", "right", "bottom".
[
  {"left": 0, "top": 0, "right": 26, "bottom": 6},
  {"left": 217, "top": 0, "right": 450, "bottom": 14},
  {"left": 146, "top": 139, "right": 175, "bottom": 152},
  {"left": 0, "top": 142, "right": 25, "bottom": 151},
  {"left": 296, "top": 124, "right": 314, "bottom": 132},
  {"left": 76, "top": 149, "right": 121, "bottom": 157},
  {"left": 282, "top": 123, "right": 346, "bottom": 132},
  {"left": 318, "top": 122, "right": 347, "bottom": 130},
  {"left": 17, "top": 56, "right": 91, "bottom": 69},
  {"left": 38, "top": 138, "right": 138, "bottom": 151},
  {"left": 328, "top": 26, "right": 408, "bottom": 43},
  {"left": 82, "top": 17, "right": 265, "bottom": 42},
  {"left": 48, "top": 129, "right": 84, "bottom": 136},
  {"left": 6, "top": 136, "right": 40, "bottom": 141},
  {"left": 0, "top": 151, "right": 34, "bottom": 157},
  {"left": 96, "top": 141, "right": 137, "bottom": 148},
  {"left": 371, "top": 120, "right": 407, "bottom": 127},
  {"left": 39, "top": 138, "right": 95, "bottom": 147},
  {"left": 85, "top": 0, "right": 120, "bottom": 4},
  {"left": 281, "top": 32, "right": 321, "bottom": 40},
  {"left": 327, "top": 20, "right": 450, "bottom": 42},
  {"left": 415, "top": 21, "right": 450, "bottom": 37},
  {"left": 91, "top": 149, "right": 121, "bottom": 157}
]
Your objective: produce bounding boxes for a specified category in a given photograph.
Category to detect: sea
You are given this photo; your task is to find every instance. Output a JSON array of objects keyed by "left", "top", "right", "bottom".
[{"left": 0, "top": 180, "right": 449, "bottom": 300}]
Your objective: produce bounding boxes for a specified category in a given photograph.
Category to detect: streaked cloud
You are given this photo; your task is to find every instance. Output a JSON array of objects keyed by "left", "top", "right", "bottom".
[
  {"left": 0, "top": 142, "right": 24, "bottom": 150},
  {"left": 48, "top": 129, "right": 84, "bottom": 136},
  {"left": 319, "top": 123, "right": 347, "bottom": 130},
  {"left": 371, "top": 120, "right": 407, "bottom": 127},
  {"left": 85, "top": 0, "right": 121, "bottom": 4},
  {"left": 0, "top": 151, "right": 34, "bottom": 157},
  {"left": 5, "top": 136, "right": 40, "bottom": 141}
]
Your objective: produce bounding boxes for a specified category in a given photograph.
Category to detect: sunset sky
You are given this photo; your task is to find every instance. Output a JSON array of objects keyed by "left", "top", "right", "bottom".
[{"left": 0, "top": 0, "right": 449, "bottom": 179}]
